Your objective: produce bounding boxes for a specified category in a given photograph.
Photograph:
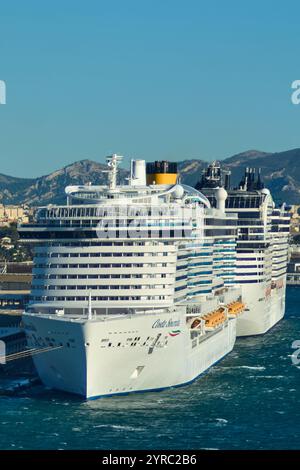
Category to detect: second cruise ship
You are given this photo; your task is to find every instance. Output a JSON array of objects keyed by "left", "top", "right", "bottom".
[
  {"left": 196, "top": 162, "right": 290, "bottom": 336},
  {"left": 18, "top": 156, "right": 245, "bottom": 399}
]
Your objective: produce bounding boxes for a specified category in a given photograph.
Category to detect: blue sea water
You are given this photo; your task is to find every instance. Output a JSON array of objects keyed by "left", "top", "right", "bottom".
[{"left": 0, "top": 287, "right": 300, "bottom": 450}]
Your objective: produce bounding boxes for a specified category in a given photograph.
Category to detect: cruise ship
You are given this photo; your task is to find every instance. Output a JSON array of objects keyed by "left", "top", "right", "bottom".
[
  {"left": 196, "top": 162, "right": 290, "bottom": 336},
  {"left": 18, "top": 156, "right": 245, "bottom": 399}
]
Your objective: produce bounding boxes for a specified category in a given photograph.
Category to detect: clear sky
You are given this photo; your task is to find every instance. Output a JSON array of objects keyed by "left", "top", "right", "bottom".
[{"left": 1, "top": 0, "right": 300, "bottom": 177}]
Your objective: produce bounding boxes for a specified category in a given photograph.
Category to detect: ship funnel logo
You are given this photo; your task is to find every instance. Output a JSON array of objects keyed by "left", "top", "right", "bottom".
[{"left": 0, "top": 340, "right": 6, "bottom": 364}]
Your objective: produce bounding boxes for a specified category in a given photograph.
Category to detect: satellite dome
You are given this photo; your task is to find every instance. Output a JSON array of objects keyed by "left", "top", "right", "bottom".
[
  {"left": 216, "top": 187, "right": 228, "bottom": 201},
  {"left": 173, "top": 185, "right": 185, "bottom": 199},
  {"left": 215, "top": 187, "right": 228, "bottom": 212}
]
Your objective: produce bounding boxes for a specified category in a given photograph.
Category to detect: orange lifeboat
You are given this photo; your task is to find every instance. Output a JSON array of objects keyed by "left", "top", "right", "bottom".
[
  {"left": 190, "top": 307, "right": 227, "bottom": 331},
  {"left": 204, "top": 308, "right": 226, "bottom": 328},
  {"left": 227, "top": 301, "right": 245, "bottom": 316}
]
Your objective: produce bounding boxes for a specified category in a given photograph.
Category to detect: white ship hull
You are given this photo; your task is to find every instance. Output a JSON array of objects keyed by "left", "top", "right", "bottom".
[
  {"left": 23, "top": 309, "right": 237, "bottom": 399},
  {"left": 236, "top": 279, "right": 286, "bottom": 337}
]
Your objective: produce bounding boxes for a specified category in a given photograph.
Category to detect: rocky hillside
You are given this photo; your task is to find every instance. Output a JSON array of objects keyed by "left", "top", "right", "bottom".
[
  {"left": 1, "top": 148, "right": 300, "bottom": 205},
  {"left": 179, "top": 149, "right": 300, "bottom": 204},
  {"left": 0, "top": 160, "right": 129, "bottom": 206},
  {"left": 225, "top": 149, "right": 300, "bottom": 204}
]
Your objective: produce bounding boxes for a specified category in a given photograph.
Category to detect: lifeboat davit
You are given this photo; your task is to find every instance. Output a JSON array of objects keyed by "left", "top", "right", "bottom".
[{"left": 191, "top": 318, "right": 202, "bottom": 329}]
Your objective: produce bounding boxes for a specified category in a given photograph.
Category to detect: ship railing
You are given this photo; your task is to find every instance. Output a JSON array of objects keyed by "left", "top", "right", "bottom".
[
  {"left": 26, "top": 305, "right": 177, "bottom": 320},
  {"left": 80, "top": 307, "right": 176, "bottom": 321}
]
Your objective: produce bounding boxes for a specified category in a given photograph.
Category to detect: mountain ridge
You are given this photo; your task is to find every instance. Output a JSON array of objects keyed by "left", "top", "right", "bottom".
[{"left": 1, "top": 148, "right": 300, "bottom": 205}]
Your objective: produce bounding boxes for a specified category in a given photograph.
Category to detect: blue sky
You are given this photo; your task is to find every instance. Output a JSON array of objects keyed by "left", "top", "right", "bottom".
[{"left": 1, "top": 0, "right": 300, "bottom": 177}]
